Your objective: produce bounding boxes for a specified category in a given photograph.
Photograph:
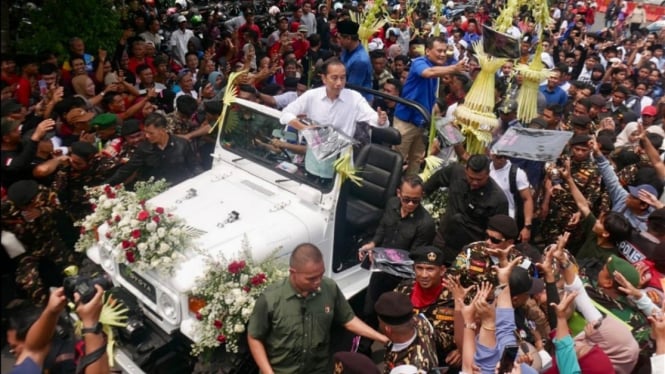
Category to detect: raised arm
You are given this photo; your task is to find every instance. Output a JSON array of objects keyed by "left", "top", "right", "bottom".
[{"left": 560, "top": 158, "right": 591, "bottom": 218}]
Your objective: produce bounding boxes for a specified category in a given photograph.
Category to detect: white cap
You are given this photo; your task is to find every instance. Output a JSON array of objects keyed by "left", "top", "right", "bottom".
[
  {"left": 447, "top": 1, "right": 455, "bottom": 7},
  {"left": 459, "top": 40, "right": 469, "bottom": 49},
  {"left": 334, "top": 2, "right": 343, "bottom": 10},
  {"left": 268, "top": 5, "right": 280, "bottom": 15},
  {"left": 389, "top": 365, "right": 418, "bottom": 374},
  {"left": 177, "top": 15, "right": 187, "bottom": 23}
]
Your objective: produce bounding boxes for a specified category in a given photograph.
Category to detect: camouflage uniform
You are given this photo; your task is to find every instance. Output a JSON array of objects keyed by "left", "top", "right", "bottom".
[
  {"left": 395, "top": 279, "right": 456, "bottom": 361},
  {"left": 541, "top": 158, "right": 609, "bottom": 246},
  {"left": 1, "top": 187, "right": 78, "bottom": 305},
  {"left": 448, "top": 241, "right": 522, "bottom": 297},
  {"left": 54, "top": 155, "right": 119, "bottom": 222},
  {"left": 383, "top": 317, "right": 439, "bottom": 374},
  {"left": 165, "top": 112, "right": 195, "bottom": 135}
]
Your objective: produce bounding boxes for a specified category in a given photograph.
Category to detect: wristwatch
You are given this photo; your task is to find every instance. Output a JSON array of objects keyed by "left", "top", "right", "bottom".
[
  {"left": 524, "top": 224, "right": 532, "bottom": 230},
  {"left": 81, "top": 322, "right": 102, "bottom": 335}
]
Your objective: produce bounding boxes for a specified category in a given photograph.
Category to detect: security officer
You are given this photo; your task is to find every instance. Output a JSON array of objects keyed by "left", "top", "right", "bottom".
[
  {"left": 2, "top": 180, "right": 77, "bottom": 306},
  {"left": 395, "top": 247, "right": 460, "bottom": 370},
  {"left": 375, "top": 291, "right": 438, "bottom": 374}
]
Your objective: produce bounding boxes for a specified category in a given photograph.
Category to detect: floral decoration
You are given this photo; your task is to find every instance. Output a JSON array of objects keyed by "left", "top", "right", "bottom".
[
  {"left": 190, "top": 239, "right": 288, "bottom": 355},
  {"left": 74, "top": 178, "right": 189, "bottom": 273}
]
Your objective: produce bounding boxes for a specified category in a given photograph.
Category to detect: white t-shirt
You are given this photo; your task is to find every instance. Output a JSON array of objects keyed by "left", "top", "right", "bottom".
[{"left": 490, "top": 160, "right": 530, "bottom": 218}]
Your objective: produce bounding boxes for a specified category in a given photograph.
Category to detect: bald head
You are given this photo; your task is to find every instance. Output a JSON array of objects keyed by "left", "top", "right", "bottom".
[{"left": 289, "top": 243, "right": 323, "bottom": 270}]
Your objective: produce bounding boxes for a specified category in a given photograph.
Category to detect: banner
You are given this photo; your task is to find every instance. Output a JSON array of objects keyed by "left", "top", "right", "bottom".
[
  {"left": 492, "top": 127, "right": 573, "bottom": 162},
  {"left": 482, "top": 25, "right": 521, "bottom": 59}
]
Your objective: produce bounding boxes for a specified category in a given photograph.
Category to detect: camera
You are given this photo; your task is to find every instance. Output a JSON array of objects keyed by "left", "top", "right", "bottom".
[{"left": 63, "top": 274, "right": 113, "bottom": 304}]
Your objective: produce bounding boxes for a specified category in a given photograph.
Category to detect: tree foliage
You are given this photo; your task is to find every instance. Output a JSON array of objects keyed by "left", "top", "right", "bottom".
[{"left": 16, "top": 0, "right": 121, "bottom": 57}]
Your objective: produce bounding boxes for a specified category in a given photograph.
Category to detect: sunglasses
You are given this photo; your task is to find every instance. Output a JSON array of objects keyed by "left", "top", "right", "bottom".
[
  {"left": 486, "top": 234, "right": 506, "bottom": 244},
  {"left": 400, "top": 197, "right": 421, "bottom": 205}
]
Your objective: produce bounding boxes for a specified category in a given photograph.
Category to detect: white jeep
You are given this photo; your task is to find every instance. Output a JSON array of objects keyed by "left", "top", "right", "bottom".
[{"left": 86, "top": 95, "right": 409, "bottom": 373}]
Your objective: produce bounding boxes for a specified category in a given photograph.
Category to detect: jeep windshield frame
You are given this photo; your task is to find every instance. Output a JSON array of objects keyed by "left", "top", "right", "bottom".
[{"left": 217, "top": 89, "right": 429, "bottom": 191}]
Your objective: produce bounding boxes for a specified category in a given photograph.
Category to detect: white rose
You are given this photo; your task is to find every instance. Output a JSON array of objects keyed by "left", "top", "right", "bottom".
[
  {"left": 159, "top": 242, "right": 171, "bottom": 253},
  {"left": 224, "top": 296, "right": 234, "bottom": 305},
  {"left": 234, "top": 324, "right": 245, "bottom": 333},
  {"left": 171, "top": 228, "right": 181, "bottom": 236},
  {"left": 130, "top": 219, "right": 140, "bottom": 227},
  {"left": 157, "top": 228, "right": 166, "bottom": 238},
  {"left": 146, "top": 222, "right": 157, "bottom": 232},
  {"left": 239, "top": 274, "right": 249, "bottom": 285},
  {"left": 137, "top": 243, "right": 148, "bottom": 252},
  {"left": 241, "top": 308, "right": 252, "bottom": 319}
]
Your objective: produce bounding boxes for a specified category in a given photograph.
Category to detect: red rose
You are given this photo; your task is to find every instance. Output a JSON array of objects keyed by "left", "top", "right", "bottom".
[
  {"left": 242, "top": 286, "right": 251, "bottom": 293},
  {"left": 90, "top": 204, "right": 97, "bottom": 210},
  {"left": 104, "top": 185, "right": 112, "bottom": 194},
  {"left": 251, "top": 273, "right": 267, "bottom": 286},
  {"left": 216, "top": 335, "right": 226, "bottom": 343},
  {"left": 152, "top": 215, "right": 160, "bottom": 223},
  {"left": 137, "top": 210, "right": 150, "bottom": 221},
  {"left": 122, "top": 240, "right": 132, "bottom": 249},
  {"left": 114, "top": 215, "right": 121, "bottom": 222},
  {"left": 131, "top": 229, "right": 141, "bottom": 239},
  {"left": 213, "top": 320, "right": 223, "bottom": 329},
  {"left": 195, "top": 312, "right": 203, "bottom": 321},
  {"left": 107, "top": 192, "right": 116, "bottom": 199},
  {"left": 155, "top": 207, "right": 165, "bottom": 214},
  {"left": 139, "top": 199, "right": 146, "bottom": 207},
  {"left": 126, "top": 250, "right": 135, "bottom": 263},
  {"left": 228, "top": 260, "right": 246, "bottom": 274},
  {"left": 80, "top": 227, "right": 86, "bottom": 235},
  {"left": 105, "top": 232, "right": 112, "bottom": 239}
]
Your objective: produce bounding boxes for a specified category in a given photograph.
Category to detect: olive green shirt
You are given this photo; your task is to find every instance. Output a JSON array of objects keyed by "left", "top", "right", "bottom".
[{"left": 247, "top": 277, "right": 356, "bottom": 374}]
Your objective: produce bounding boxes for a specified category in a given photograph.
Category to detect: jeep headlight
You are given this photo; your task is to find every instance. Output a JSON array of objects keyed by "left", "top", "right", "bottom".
[
  {"left": 158, "top": 292, "right": 178, "bottom": 322},
  {"left": 98, "top": 244, "right": 116, "bottom": 274}
]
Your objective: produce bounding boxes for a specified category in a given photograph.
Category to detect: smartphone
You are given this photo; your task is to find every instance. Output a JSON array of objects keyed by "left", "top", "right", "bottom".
[
  {"left": 498, "top": 345, "right": 519, "bottom": 373},
  {"left": 38, "top": 80, "right": 48, "bottom": 97}
]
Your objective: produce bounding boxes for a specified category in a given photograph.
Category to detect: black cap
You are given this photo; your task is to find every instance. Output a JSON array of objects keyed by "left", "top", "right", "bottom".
[
  {"left": 487, "top": 214, "right": 518, "bottom": 240},
  {"left": 622, "top": 111, "right": 639, "bottom": 124},
  {"left": 7, "top": 180, "right": 39, "bottom": 208},
  {"left": 569, "top": 134, "right": 591, "bottom": 146},
  {"left": 570, "top": 115, "right": 591, "bottom": 128},
  {"left": 375, "top": 292, "right": 414, "bottom": 325},
  {"left": 70, "top": 141, "right": 97, "bottom": 159},
  {"left": 597, "top": 134, "right": 615, "bottom": 153},
  {"left": 529, "top": 117, "right": 548, "bottom": 129},
  {"left": 203, "top": 100, "right": 222, "bottom": 115},
  {"left": 333, "top": 352, "right": 381, "bottom": 374},
  {"left": 509, "top": 267, "right": 539, "bottom": 296},
  {"left": 120, "top": 119, "right": 141, "bottom": 137},
  {"left": 337, "top": 20, "right": 360, "bottom": 35},
  {"left": 409, "top": 246, "right": 445, "bottom": 266}
]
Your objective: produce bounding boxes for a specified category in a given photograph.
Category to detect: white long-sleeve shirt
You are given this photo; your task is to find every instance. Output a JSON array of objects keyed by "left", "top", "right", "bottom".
[{"left": 279, "top": 86, "right": 388, "bottom": 137}]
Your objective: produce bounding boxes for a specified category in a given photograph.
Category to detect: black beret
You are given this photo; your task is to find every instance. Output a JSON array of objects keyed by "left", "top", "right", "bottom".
[
  {"left": 487, "top": 214, "right": 518, "bottom": 240},
  {"left": 70, "top": 141, "right": 97, "bottom": 159},
  {"left": 375, "top": 292, "right": 414, "bottom": 325},
  {"left": 409, "top": 246, "right": 445, "bottom": 266},
  {"left": 121, "top": 119, "right": 141, "bottom": 137},
  {"left": 569, "top": 134, "right": 591, "bottom": 146},
  {"left": 203, "top": 100, "right": 222, "bottom": 115},
  {"left": 333, "top": 352, "right": 381, "bottom": 374},
  {"left": 570, "top": 115, "right": 591, "bottom": 128},
  {"left": 509, "top": 267, "right": 537, "bottom": 297},
  {"left": 7, "top": 180, "right": 39, "bottom": 208}
]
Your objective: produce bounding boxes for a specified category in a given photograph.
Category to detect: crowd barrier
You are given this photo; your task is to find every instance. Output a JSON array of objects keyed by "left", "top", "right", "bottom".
[{"left": 595, "top": 0, "right": 665, "bottom": 22}]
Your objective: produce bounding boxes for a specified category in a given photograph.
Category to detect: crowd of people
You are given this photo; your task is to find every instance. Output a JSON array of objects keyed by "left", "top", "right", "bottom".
[{"left": 1, "top": 0, "right": 665, "bottom": 373}]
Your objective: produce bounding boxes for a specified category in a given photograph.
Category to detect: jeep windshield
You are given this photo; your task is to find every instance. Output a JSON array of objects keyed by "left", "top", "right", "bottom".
[{"left": 218, "top": 99, "right": 333, "bottom": 191}]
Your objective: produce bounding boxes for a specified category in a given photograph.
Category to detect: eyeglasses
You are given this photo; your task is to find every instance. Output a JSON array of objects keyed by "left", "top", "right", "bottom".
[
  {"left": 486, "top": 234, "right": 506, "bottom": 244},
  {"left": 400, "top": 197, "right": 421, "bottom": 205}
]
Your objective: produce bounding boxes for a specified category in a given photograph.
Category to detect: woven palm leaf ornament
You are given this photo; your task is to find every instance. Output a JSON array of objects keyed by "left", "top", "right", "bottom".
[
  {"left": 496, "top": 0, "right": 553, "bottom": 124},
  {"left": 453, "top": 42, "right": 507, "bottom": 155},
  {"left": 349, "top": 0, "right": 387, "bottom": 52},
  {"left": 210, "top": 70, "right": 246, "bottom": 144}
]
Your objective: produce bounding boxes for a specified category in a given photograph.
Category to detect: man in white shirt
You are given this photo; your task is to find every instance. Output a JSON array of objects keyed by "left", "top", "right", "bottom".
[
  {"left": 489, "top": 152, "right": 534, "bottom": 243},
  {"left": 280, "top": 59, "right": 388, "bottom": 179},
  {"left": 140, "top": 18, "right": 162, "bottom": 51},
  {"left": 169, "top": 15, "right": 195, "bottom": 66}
]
